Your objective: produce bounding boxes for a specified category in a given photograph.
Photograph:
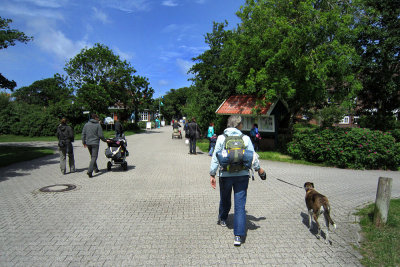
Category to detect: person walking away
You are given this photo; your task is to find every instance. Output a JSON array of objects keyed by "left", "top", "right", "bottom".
[
  {"left": 207, "top": 122, "right": 215, "bottom": 152},
  {"left": 114, "top": 117, "right": 123, "bottom": 138},
  {"left": 82, "top": 114, "right": 109, "bottom": 178},
  {"left": 208, "top": 134, "right": 217, "bottom": 156},
  {"left": 209, "top": 115, "right": 266, "bottom": 246},
  {"left": 250, "top": 123, "right": 260, "bottom": 152},
  {"left": 187, "top": 117, "right": 200, "bottom": 155},
  {"left": 173, "top": 120, "right": 181, "bottom": 129},
  {"left": 57, "top": 117, "right": 75, "bottom": 174}
]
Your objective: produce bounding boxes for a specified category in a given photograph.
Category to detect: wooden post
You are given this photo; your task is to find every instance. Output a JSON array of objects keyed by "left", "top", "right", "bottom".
[{"left": 374, "top": 177, "right": 393, "bottom": 227}]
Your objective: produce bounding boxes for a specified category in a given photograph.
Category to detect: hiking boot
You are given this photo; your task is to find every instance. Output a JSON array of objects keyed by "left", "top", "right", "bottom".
[{"left": 234, "top": 236, "right": 241, "bottom": 246}]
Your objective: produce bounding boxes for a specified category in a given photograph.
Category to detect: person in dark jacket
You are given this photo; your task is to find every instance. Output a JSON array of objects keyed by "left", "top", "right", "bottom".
[
  {"left": 82, "top": 114, "right": 109, "bottom": 178},
  {"left": 57, "top": 118, "right": 75, "bottom": 175},
  {"left": 114, "top": 117, "right": 123, "bottom": 137},
  {"left": 173, "top": 120, "right": 181, "bottom": 129},
  {"left": 187, "top": 117, "right": 200, "bottom": 155}
]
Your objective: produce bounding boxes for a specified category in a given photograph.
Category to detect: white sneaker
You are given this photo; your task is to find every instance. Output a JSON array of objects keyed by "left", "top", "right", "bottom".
[{"left": 234, "top": 236, "right": 241, "bottom": 246}]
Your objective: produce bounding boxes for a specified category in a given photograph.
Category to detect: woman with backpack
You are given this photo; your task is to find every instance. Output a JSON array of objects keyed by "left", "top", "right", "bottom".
[{"left": 209, "top": 115, "right": 265, "bottom": 246}]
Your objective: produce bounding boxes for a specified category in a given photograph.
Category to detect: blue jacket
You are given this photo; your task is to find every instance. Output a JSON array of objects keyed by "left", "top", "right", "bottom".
[{"left": 210, "top": 127, "right": 261, "bottom": 177}]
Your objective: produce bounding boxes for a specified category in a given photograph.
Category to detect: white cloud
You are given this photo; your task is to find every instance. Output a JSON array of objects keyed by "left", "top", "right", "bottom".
[
  {"left": 0, "top": 2, "right": 64, "bottom": 20},
  {"left": 162, "top": 24, "right": 179, "bottom": 33},
  {"left": 158, "top": 80, "right": 170, "bottom": 86},
  {"left": 92, "top": 7, "right": 111, "bottom": 24},
  {"left": 176, "top": 58, "right": 193, "bottom": 75},
  {"left": 99, "top": 0, "right": 151, "bottom": 12},
  {"left": 12, "top": 0, "right": 66, "bottom": 8},
  {"left": 179, "top": 45, "right": 207, "bottom": 55},
  {"left": 38, "top": 29, "right": 90, "bottom": 60},
  {"left": 26, "top": 18, "right": 89, "bottom": 60},
  {"left": 160, "top": 51, "right": 182, "bottom": 62},
  {"left": 114, "top": 47, "right": 134, "bottom": 61},
  {"left": 162, "top": 0, "right": 178, "bottom": 7}
]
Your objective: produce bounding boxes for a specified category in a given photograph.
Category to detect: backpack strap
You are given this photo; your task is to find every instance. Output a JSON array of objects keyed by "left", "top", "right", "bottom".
[{"left": 223, "top": 134, "right": 228, "bottom": 148}]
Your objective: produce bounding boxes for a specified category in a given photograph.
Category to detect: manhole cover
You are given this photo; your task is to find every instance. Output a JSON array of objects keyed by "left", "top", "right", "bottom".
[{"left": 39, "top": 184, "right": 76, "bottom": 192}]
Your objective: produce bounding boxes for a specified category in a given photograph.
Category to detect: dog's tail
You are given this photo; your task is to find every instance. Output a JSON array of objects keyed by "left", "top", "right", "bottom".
[{"left": 323, "top": 202, "right": 337, "bottom": 230}]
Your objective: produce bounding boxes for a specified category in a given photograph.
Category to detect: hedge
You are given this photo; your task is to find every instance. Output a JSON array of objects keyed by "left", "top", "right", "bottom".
[{"left": 287, "top": 127, "right": 400, "bottom": 170}]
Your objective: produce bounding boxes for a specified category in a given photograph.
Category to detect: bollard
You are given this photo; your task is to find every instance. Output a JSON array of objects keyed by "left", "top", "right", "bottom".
[{"left": 373, "top": 177, "right": 393, "bottom": 227}]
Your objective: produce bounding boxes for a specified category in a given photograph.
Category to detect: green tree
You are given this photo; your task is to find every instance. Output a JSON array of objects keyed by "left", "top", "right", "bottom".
[
  {"left": 126, "top": 75, "right": 154, "bottom": 122},
  {"left": 162, "top": 87, "right": 191, "bottom": 123},
  {"left": 0, "top": 92, "right": 11, "bottom": 107},
  {"left": 226, "top": 0, "right": 361, "bottom": 131},
  {"left": 12, "top": 74, "right": 72, "bottom": 106},
  {"left": 65, "top": 43, "right": 135, "bottom": 115},
  {"left": 354, "top": 0, "right": 400, "bottom": 131},
  {"left": 0, "top": 17, "right": 33, "bottom": 90},
  {"left": 189, "top": 22, "right": 236, "bottom": 132}
]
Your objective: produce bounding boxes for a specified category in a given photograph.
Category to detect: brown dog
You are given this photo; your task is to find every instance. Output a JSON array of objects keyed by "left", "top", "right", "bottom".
[{"left": 304, "top": 182, "right": 336, "bottom": 242}]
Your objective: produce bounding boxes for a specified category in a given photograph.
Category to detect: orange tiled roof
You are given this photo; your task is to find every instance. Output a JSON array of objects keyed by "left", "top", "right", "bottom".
[{"left": 216, "top": 95, "right": 272, "bottom": 115}]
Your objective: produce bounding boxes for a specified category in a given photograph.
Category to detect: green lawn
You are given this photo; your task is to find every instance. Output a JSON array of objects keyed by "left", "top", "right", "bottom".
[
  {"left": 356, "top": 199, "right": 400, "bottom": 267},
  {"left": 0, "top": 130, "right": 138, "bottom": 143},
  {"left": 0, "top": 130, "right": 138, "bottom": 168},
  {"left": 197, "top": 138, "right": 323, "bottom": 166},
  {"left": 0, "top": 146, "right": 55, "bottom": 167}
]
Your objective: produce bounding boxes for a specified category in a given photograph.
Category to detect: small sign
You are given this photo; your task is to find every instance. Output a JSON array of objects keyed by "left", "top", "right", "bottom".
[
  {"left": 146, "top": 122, "right": 152, "bottom": 130},
  {"left": 83, "top": 111, "right": 90, "bottom": 114}
]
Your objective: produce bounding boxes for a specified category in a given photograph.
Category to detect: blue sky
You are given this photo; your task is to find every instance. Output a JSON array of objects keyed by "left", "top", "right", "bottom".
[{"left": 1, "top": 0, "right": 243, "bottom": 98}]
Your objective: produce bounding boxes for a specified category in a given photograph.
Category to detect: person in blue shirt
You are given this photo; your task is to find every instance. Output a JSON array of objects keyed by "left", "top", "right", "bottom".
[
  {"left": 208, "top": 134, "right": 217, "bottom": 156},
  {"left": 207, "top": 122, "right": 215, "bottom": 152},
  {"left": 250, "top": 123, "right": 260, "bottom": 151},
  {"left": 209, "top": 115, "right": 265, "bottom": 246}
]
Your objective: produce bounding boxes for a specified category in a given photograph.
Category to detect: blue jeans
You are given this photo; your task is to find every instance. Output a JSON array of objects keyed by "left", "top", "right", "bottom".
[{"left": 218, "top": 175, "right": 249, "bottom": 236}]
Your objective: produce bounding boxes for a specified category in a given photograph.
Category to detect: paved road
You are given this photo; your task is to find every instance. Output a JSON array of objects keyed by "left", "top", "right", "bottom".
[{"left": 0, "top": 126, "right": 399, "bottom": 266}]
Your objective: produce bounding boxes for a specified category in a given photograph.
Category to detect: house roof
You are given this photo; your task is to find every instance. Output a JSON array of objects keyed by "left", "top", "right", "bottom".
[{"left": 215, "top": 95, "right": 274, "bottom": 116}]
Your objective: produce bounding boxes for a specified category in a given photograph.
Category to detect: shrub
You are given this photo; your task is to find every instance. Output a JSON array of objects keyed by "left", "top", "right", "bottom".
[
  {"left": 137, "top": 121, "right": 155, "bottom": 129},
  {"left": 287, "top": 127, "right": 400, "bottom": 170},
  {"left": 122, "top": 122, "right": 141, "bottom": 132}
]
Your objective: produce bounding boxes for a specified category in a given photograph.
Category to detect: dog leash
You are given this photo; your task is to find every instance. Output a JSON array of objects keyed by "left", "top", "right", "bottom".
[{"left": 276, "top": 178, "right": 303, "bottom": 189}]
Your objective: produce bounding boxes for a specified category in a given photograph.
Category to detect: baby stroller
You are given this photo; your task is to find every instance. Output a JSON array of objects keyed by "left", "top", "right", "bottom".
[
  {"left": 172, "top": 128, "right": 182, "bottom": 139},
  {"left": 105, "top": 136, "right": 129, "bottom": 171}
]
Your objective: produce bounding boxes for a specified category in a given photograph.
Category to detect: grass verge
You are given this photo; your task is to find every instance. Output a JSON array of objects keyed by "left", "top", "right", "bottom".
[
  {"left": 0, "top": 130, "right": 137, "bottom": 143},
  {"left": 0, "top": 146, "right": 55, "bottom": 168},
  {"left": 196, "top": 139, "right": 323, "bottom": 166},
  {"left": 355, "top": 199, "right": 400, "bottom": 267}
]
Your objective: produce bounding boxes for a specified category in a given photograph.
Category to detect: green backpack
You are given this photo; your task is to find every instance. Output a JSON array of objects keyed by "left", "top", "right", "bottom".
[{"left": 223, "top": 134, "right": 246, "bottom": 172}]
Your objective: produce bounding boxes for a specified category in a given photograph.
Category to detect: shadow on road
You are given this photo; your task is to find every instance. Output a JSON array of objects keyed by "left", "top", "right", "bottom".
[
  {"left": 224, "top": 212, "right": 266, "bottom": 244},
  {"left": 0, "top": 153, "right": 59, "bottom": 182},
  {"left": 300, "top": 212, "right": 327, "bottom": 240}
]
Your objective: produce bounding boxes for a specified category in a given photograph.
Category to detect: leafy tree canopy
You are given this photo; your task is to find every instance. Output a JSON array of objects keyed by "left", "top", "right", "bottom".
[
  {"left": 125, "top": 75, "right": 154, "bottom": 122},
  {"left": 355, "top": 0, "right": 400, "bottom": 130},
  {"left": 65, "top": 43, "right": 136, "bottom": 115},
  {"left": 12, "top": 74, "right": 73, "bottom": 106},
  {"left": 0, "top": 17, "right": 33, "bottom": 91},
  {"left": 188, "top": 22, "right": 236, "bottom": 132},
  {"left": 161, "top": 87, "right": 191, "bottom": 123},
  {"left": 227, "top": 0, "right": 361, "bottom": 123}
]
